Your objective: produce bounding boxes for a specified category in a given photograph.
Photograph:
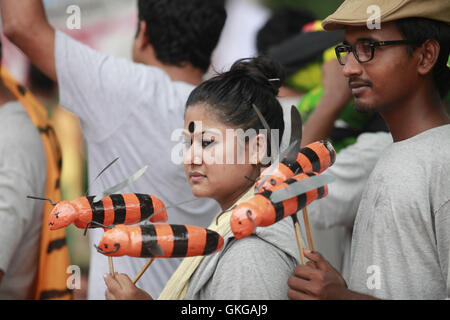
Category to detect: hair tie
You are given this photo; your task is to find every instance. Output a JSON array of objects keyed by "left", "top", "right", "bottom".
[{"left": 268, "top": 78, "right": 280, "bottom": 82}]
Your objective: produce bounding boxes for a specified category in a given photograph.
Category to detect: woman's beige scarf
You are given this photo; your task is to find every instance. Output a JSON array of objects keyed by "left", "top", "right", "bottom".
[{"left": 158, "top": 187, "right": 254, "bottom": 300}]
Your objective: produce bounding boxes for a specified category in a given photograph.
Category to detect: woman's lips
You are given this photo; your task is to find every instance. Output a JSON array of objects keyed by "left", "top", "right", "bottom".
[{"left": 189, "top": 172, "right": 206, "bottom": 183}]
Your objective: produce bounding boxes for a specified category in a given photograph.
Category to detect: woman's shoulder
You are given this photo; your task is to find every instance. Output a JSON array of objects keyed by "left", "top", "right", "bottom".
[
  {"left": 195, "top": 220, "right": 300, "bottom": 299},
  {"left": 220, "top": 217, "right": 301, "bottom": 271}
]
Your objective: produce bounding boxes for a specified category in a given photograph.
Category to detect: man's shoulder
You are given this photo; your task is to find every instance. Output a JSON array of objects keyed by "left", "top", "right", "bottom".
[
  {"left": 0, "top": 101, "right": 40, "bottom": 139},
  {"left": 379, "top": 125, "right": 450, "bottom": 162},
  {"left": 0, "top": 101, "right": 44, "bottom": 155}
]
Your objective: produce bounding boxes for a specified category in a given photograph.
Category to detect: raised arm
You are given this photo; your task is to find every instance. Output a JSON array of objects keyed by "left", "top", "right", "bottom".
[
  {"left": 0, "top": 0, "right": 56, "bottom": 81},
  {"left": 300, "top": 58, "right": 352, "bottom": 146}
]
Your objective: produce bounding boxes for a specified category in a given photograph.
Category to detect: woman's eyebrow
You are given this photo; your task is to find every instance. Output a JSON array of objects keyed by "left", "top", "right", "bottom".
[
  {"left": 183, "top": 128, "right": 220, "bottom": 139},
  {"left": 202, "top": 129, "right": 220, "bottom": 135}
]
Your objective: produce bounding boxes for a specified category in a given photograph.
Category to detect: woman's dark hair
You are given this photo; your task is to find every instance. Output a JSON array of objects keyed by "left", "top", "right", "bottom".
[
  {"left": 395, "top": 18, "right": 450, "bottom": 98},
  {"left": 186, "top": 56, "right": 286, "bottom": 155},
  {"left": 137, "top": 0, "right": 226, "bottom": 73}
]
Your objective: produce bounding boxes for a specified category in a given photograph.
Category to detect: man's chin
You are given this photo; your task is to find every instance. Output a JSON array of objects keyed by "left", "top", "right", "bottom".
[{"left": 354, "top": 98, "right": 376, "bottom": 113}]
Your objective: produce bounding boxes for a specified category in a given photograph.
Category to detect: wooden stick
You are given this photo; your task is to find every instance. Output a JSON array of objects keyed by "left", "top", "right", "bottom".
[
  {"left": 108, "top": 257, "right": 114, "bottom": 275},
  {"left": 133, "top": 258, "right": 155, "bottom": 284},
  {"left": 290, "top": 215, "right": 306, "bottom": 265},
  {"left": 302, "top": 207, "right": 314, "bottom": 252}
]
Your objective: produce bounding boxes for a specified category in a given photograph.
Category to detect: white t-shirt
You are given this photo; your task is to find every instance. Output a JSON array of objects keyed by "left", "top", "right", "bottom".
[
  {"left": 54, "top": 30, "right": 220, "bottom": 299},
  {"left": 0, "top": 101, "right": 46, "bottom": 299},
  {"left": 349, "top": 125, "right": 450, "bottom": 299},
  {"left": 307, "top": 131, "right": 393, "bottom": 281}
]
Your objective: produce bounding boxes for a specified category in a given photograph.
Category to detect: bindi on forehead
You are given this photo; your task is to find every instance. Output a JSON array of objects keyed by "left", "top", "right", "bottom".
[{"left": 188, "top": 121, "right": 195, "bottom": 133}]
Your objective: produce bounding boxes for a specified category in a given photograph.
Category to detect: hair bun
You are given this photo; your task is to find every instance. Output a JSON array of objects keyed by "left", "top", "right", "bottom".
[{"left": 229, "top": 56, "right": 285, "bottom": 96}]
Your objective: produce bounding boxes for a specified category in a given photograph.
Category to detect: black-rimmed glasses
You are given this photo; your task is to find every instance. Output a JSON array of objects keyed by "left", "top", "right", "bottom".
[{"left": 335, "top": 39, "right": 413, "bottom": 65}]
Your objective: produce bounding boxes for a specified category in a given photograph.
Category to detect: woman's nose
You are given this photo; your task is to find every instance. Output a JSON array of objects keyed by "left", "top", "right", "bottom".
[{"left": 184, "top": 140, "right": 203, "bottom": 165}]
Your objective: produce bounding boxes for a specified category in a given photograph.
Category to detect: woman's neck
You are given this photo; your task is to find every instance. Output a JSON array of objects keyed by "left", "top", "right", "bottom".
[{"left": 219, "top": 169, "right": 262, "bottom": 211}]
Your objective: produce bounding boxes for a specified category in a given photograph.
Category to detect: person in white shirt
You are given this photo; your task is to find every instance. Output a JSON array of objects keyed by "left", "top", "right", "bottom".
[{"left": 0, "top": 0, "right": 227, "bottom": 299}]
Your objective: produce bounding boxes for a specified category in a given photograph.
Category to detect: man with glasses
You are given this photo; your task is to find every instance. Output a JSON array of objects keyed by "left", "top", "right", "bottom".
[{"left": 287, "top": 0, "right": 450, "bottom": 300}]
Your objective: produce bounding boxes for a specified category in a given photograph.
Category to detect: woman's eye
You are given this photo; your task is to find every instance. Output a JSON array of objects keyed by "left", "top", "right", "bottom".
[
  {"left": 202, "top": 138, "right": 217, "bottom": 148},
  {"left": 202, "top": 140, "right": 214, "bottom": 148}
]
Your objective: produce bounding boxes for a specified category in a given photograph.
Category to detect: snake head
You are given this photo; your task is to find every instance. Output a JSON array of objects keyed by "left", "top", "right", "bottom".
[
  {"left": 230, "top": 202, "right": 261, "bottom": 239},
  {"left": 95, "top": 225, "right": 130, "bottom": 257},
  {"left": 48, "top": 201, "right": 77, "bottom": 230}
]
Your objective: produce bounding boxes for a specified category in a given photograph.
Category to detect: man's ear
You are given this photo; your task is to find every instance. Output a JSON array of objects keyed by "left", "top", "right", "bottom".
[
  {"left": 135, "top": 20, "right": 150, "bottom": 51},
  {"left": 416, "top": 39, "right": 440, "bottom": 76}
]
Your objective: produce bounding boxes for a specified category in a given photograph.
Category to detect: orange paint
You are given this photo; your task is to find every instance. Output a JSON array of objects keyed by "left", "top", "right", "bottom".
[
  {"left": 96, "top": 224, "right": 224, "bottom": 258},
  {"left": 101, "top": 196, "right": 115, "bottom": 226},
  {"left": 155, "top": 224, "right": 175, "bottom": 258},
  {"left": 149, "top": 196, "right": 167, "bottom": 222},
  {"left": 48, "top": 193, "right": 168, "bottom": 230},
  {"left": 255, "top": 140, "right": 335, "bottom": 192},
  {"left": 232, "top": 172, "right": 329, "bottom": 239}
]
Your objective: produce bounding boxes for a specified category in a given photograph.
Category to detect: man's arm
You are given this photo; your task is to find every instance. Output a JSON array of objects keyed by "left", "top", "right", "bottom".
[
  {"left": 307, "top": 132, "right": 393, "bottom": 229},
  {"left": 0, "top": 0, "right": 56, "bottom": 81},
  {"left": 287, "top": 250, "right": 379, "bottom": 300},
  {"left": 104, "top": 273, "right": 153, "bottom": 300},
  {"left": 300, "top": 59, "right": 352, "bottom": 147}
]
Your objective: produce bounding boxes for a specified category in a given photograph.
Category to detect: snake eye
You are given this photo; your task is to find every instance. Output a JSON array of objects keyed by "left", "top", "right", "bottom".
[{"left": 55, "top": 212, "right": 60, "bottom": 219}]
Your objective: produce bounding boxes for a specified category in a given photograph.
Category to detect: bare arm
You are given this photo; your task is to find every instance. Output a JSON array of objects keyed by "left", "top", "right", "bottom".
[
  {"left": 0, "top": 0, "right": 56, "bottom": 81},
  {"left": 287, "top": 250, "right": 379, "bottom": 300},
  {"left": 301, "top": 59, "right": 352, "bottom": 146},
  {"left": 104, "top": 273, "right": 153, "bottom": 300}
]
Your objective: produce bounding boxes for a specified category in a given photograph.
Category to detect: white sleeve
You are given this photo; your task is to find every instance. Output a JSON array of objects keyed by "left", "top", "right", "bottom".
[
  {"left": 435, "top": 200, "right": 450, "bottom": 299},
  {"left": 308, "top": 132, "right": 393, "bottom": 229},
  {"left": 0, "top": 169, "right": 36, "bottom": 272},
  {"left": 0, "top": 111, "right": 46, "bottom": 273},
  {"left": 54, "top": 30, "right": 172, "bottom": 142}
]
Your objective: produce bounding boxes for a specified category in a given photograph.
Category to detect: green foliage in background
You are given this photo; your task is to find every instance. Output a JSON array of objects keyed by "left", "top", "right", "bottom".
[{"left": 262, "top": 0, "right": 344, "bottom": 19}]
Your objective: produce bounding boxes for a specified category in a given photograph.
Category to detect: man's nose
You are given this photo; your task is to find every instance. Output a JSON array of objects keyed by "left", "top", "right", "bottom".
[{"left": 343, "top": 52, "right": 363, "bottom": 78}]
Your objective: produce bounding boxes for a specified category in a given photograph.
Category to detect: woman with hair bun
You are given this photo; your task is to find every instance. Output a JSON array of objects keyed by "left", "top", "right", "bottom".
[{"left": 104, "top": 56, "right": 301, "bottom": 300}]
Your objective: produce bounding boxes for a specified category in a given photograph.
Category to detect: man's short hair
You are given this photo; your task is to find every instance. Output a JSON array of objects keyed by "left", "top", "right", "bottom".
[
  {"left": 395, "top": 18, "right": 450, "bottom": 98},
  {"left": 137, "top": 0, "right": 226, "bottom": 73}
]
